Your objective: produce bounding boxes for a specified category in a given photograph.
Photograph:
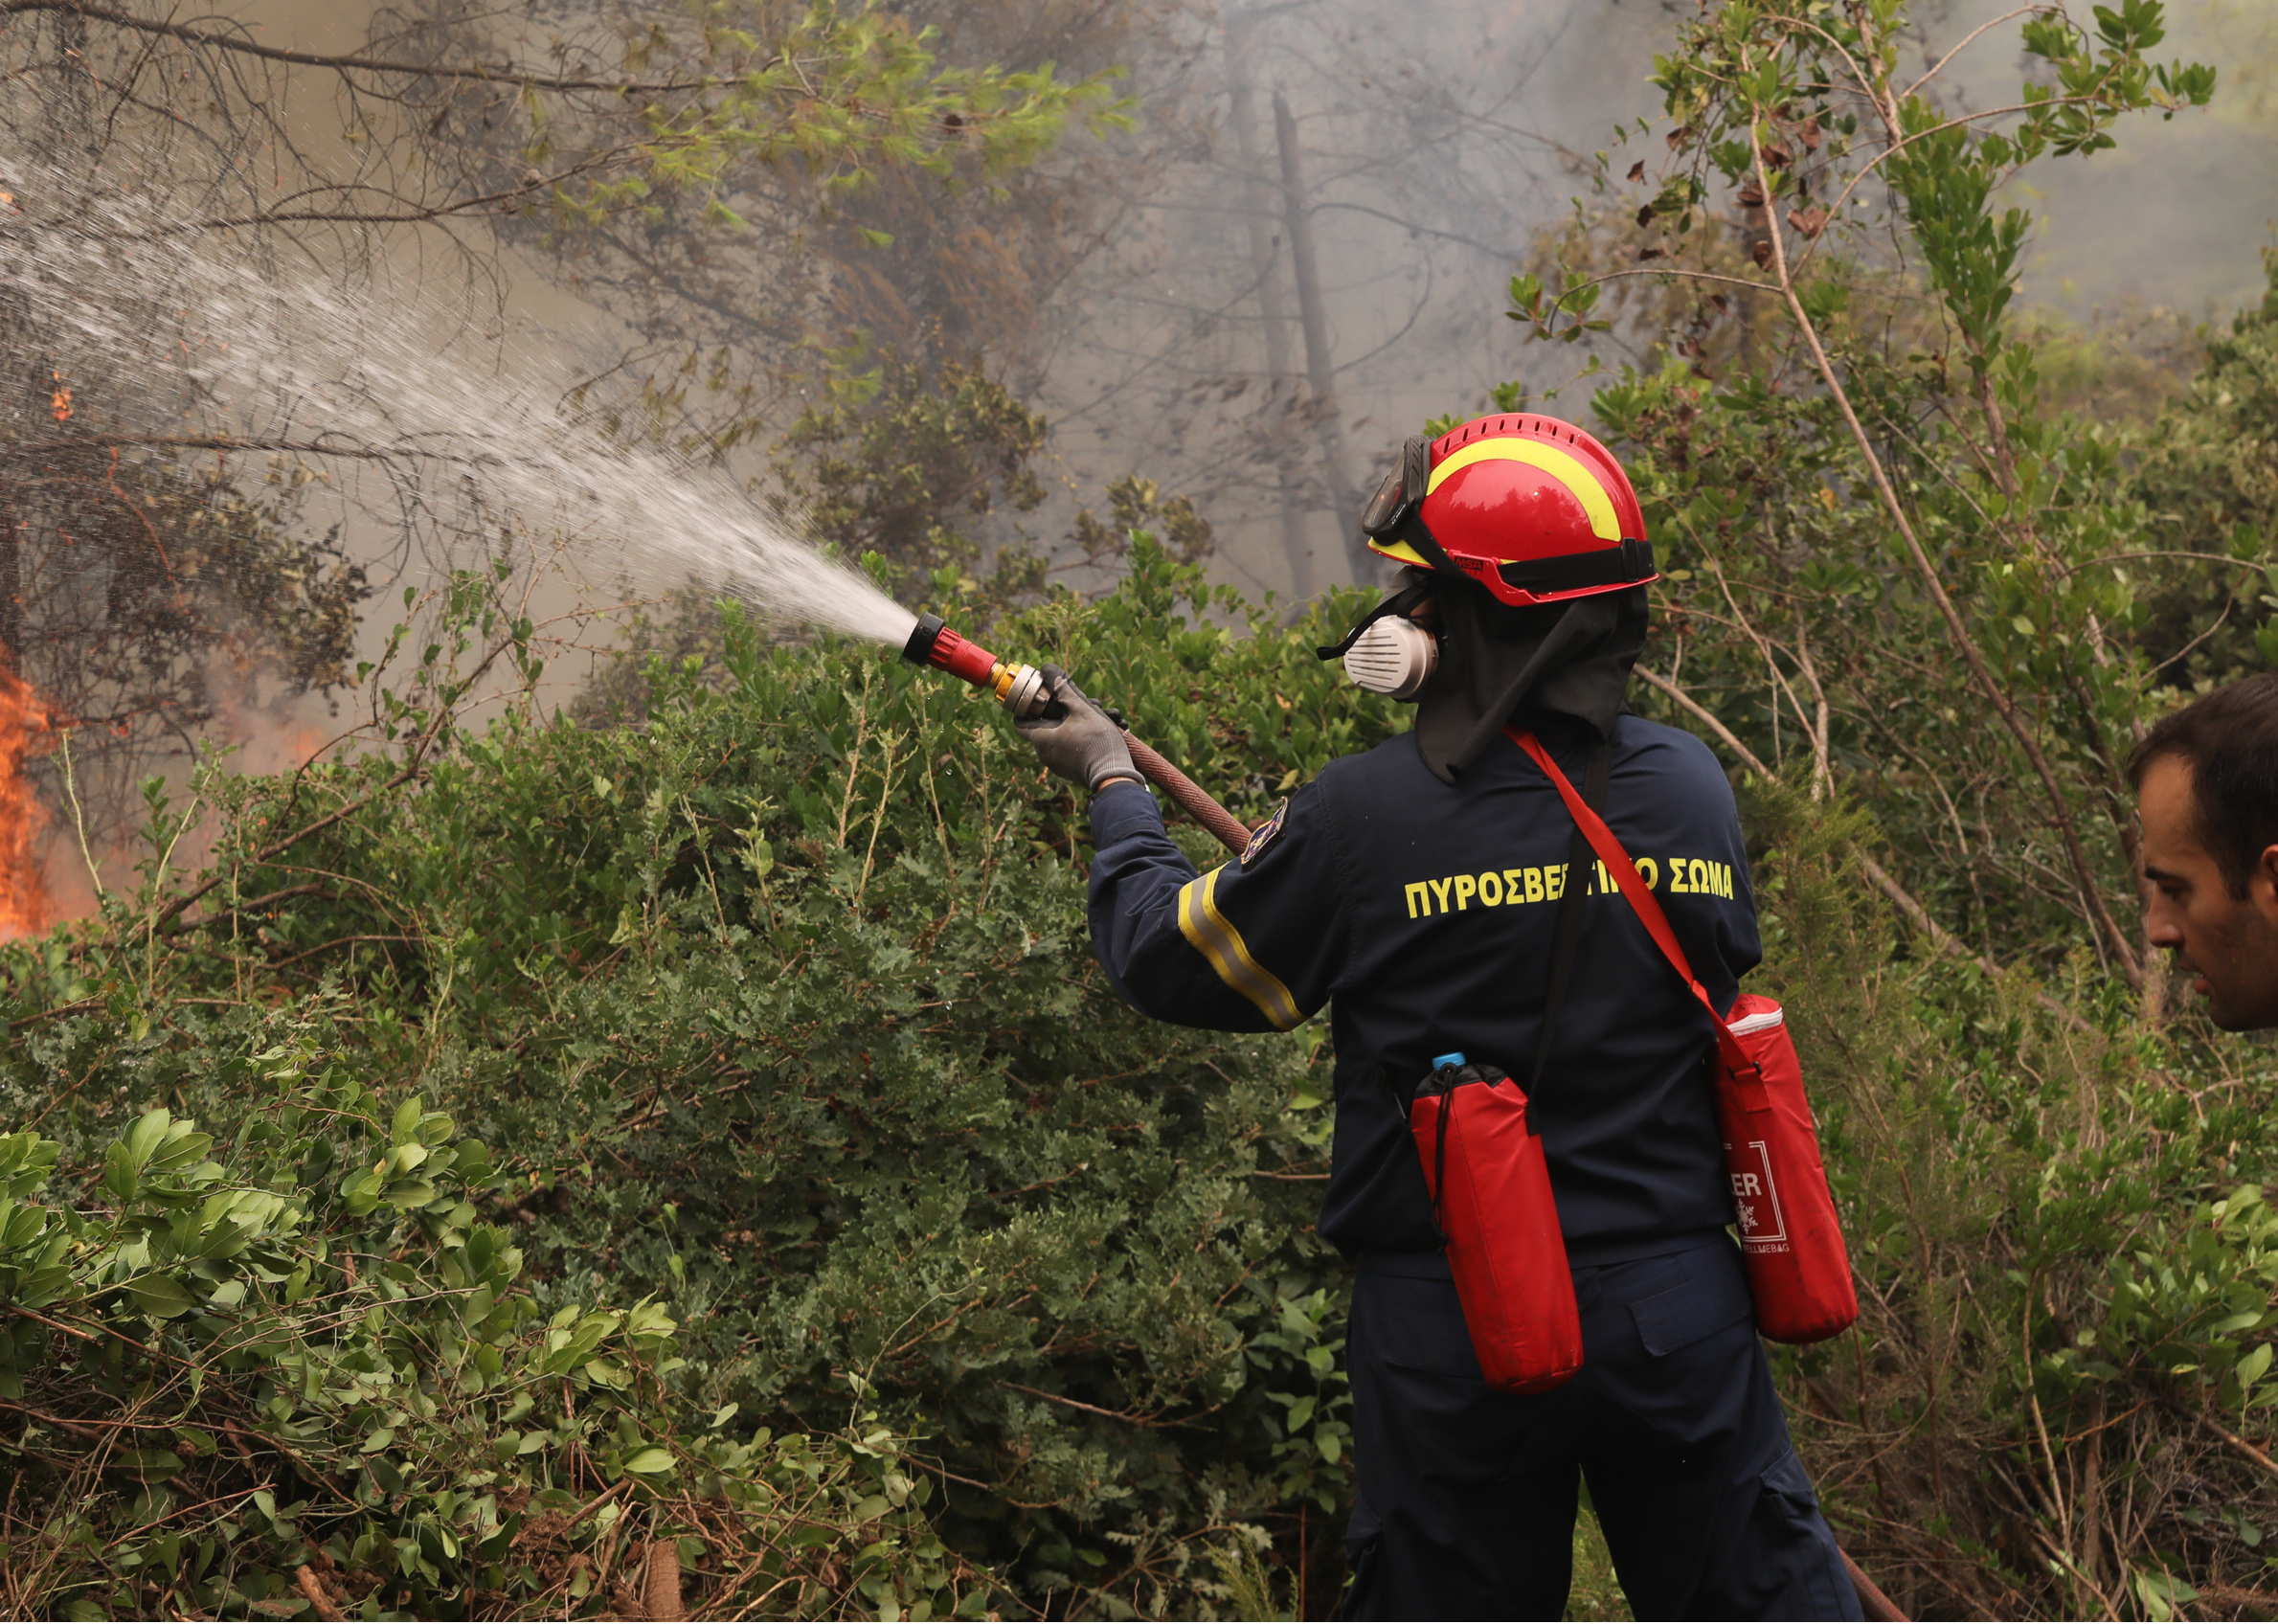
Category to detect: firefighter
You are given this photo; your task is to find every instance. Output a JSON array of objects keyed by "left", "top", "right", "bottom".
[{"left": 1014, "top": 414, "right": 1860, "bottom": 1620}]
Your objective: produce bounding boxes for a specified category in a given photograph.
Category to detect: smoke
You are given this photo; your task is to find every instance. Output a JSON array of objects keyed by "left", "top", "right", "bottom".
[
  {"left": 0, "top": 161, "right": 916, "bottom": 646},
  {"left": 1996, "top": 0, "right": 2278, "bottom": 316},
  {"left": 1020, "top": 0, "right": 2269, "bottom": 601},
  {"left": 0, "top": 141, "right": 924, "bottom": 925},
  {"left": 7, "top": 0, "right": 2262, "bottom": 688},
  {"left": 1019, "top": 0, "right": 1713, "bottom": 600}
]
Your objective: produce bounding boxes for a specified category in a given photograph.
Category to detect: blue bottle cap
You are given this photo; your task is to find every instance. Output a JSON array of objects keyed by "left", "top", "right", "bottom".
[{"left": 1431, "top": 1051, "right": 1466, "bottom": 1071}]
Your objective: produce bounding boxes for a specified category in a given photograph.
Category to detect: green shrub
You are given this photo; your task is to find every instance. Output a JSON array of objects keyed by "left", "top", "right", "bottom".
[
  {"left": 0, "top": 1039, "right": 979, "bottom": 1619},
  {"left": 0, "top": 543, "right": 1391, "bottom": 1617},
  {"left": 14, "top": 532, "right": 2278, "bottom": 1618}
]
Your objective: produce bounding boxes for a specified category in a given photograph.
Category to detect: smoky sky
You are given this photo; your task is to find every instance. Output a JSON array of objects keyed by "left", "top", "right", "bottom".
[
  {"left": 164, "top": 0, "right": 2278, "bottom": 612},
  {"left": 1016, "top": 0, "right": 2274, "bottom": 604}
]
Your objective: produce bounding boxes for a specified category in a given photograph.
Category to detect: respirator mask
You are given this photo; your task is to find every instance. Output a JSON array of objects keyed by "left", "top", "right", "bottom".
[{"left": 1317, "top": 579, "right": 1439, "bottom": 701}]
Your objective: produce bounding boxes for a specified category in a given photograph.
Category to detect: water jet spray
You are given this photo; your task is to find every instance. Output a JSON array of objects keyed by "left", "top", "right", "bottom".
[{"left": 899, "top": 611, "right": 1254, "bottom": 855}]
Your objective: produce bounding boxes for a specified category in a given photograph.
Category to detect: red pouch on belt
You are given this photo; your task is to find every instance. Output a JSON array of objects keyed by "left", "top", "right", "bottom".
[
  {"left": 1409, "top": 1057, "right": 1583, "bottom": 1392},
  {"left": 1506, "top": 728, "right": 1860, "bottom": 1345}
]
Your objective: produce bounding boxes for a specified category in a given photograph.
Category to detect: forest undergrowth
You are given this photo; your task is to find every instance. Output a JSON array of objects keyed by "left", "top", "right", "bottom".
[{"left": 4, "top": 529, "right": 2278, "bottom": 1619}]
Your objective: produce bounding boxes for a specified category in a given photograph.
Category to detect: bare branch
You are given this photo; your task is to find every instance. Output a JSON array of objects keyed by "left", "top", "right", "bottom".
[
  {"left": 0, "top": 0, "right": 723, "bottom": 92},
  {"left": 1636, "top": 661, "right": 2093, "bottom": 1029},
  {"left": 1741, "top": 95, "right": 2142, "bottom": 985}
]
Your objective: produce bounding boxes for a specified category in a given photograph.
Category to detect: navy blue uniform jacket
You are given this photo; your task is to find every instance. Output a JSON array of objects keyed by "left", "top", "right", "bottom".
[{"left": 1087, "top": 714, "right": 1759, "bottom": 1262}]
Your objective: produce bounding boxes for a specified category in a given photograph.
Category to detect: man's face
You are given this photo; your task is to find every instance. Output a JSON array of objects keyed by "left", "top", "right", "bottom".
[{"left": 2138, "top": 753, "right": 2278, "bottom": 1029}]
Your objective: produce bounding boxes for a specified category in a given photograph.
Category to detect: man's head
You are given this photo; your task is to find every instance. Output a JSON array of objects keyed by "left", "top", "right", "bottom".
[{"left": 2130, "top": 674, "right": 2278, "bottom": 1029}]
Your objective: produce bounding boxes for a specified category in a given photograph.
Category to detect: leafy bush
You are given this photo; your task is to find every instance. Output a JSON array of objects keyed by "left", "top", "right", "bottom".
[
  {"left": 1727, "top": 771, "right": 2278, "bottom": 1620},
  {"left": 0, "top": 544, "right": 1391, "bottom": 1618},
  {"left": 2130, "top": 250, "right": 2278, "bottom": 690},
  {"left": 15, "top": 513, "right": 2278, "bottom": 1619},
  {"left": 13, "top": 7, "right": 2278, "bottom": 1590},
  {"left": 0, "top": 1042, "right": 979, "bottom": 1620}
]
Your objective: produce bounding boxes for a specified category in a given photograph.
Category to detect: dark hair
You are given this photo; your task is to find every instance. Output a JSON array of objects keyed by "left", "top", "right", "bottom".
[{"left": 2130, "top": 673, "right": 2278, "bottom": 896}]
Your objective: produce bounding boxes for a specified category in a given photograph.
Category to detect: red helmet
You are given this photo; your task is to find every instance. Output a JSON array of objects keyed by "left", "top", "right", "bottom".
[{"left": 1359, "top": 414, "right": 1654, "bottom": 607}]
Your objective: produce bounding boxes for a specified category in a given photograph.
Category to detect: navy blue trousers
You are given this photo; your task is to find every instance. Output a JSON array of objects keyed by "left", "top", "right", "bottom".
[{"left": 1340, "top": 1235, "right": 1860, "bottom": 1621}]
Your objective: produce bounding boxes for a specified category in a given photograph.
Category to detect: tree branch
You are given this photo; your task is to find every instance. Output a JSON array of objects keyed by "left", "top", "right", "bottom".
[
  {"left": 0, "top": 0, "right": 721, "bottom": 92},
  {"left": 1742, "top": 106, "right": 2141, "bottom": 985},
  {"left": 1635, "top": 662, "right": 2093, "bottom": 1029}
]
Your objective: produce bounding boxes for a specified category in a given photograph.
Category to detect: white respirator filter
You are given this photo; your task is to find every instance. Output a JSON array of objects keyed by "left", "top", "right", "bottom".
[{"left": 1342, "top": 616, "right": 1438, "bottom": 700}]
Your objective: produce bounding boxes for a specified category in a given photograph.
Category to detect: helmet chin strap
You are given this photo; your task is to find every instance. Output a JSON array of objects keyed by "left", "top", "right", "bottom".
[{"left": 1315, "top": 579, "right": 1437, "bottom": 663}]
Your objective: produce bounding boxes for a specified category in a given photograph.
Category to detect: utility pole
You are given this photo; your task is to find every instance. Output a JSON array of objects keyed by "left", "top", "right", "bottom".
[
  {"left": 1225, "top": 14, "right": 1317, "bottom": 603},
  {"left": 1272, "top": 89, "right": 1370, "bottom": 584}
]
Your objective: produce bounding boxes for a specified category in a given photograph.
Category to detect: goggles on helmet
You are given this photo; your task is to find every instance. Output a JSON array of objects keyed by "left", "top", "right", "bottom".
[
  {"left": 1359, "top": 437, "right": 1466, "bottom": 577},
  {"left": 1359, "top": 437, "right": 1430, "bottom": 538}
]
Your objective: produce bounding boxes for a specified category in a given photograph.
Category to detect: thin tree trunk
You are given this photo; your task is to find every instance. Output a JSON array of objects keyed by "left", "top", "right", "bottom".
[
  {"left": 1225, "top": 17, "right": 1316, "bottom": 603},
  {"left": 1271, "top": 90, "right": 1367, "bottom": 584}
]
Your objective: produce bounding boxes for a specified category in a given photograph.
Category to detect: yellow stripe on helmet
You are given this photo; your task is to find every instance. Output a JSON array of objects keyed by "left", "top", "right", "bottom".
[
  {"left": 1176, "top": 866, "right": 1303, "bottom": 1031},
  {"left": 1424, "top": 438, "right": 1621, "bottom": 542},
  {"left": 1366, "top": 536, "right": 1431, "bottom": 567}
]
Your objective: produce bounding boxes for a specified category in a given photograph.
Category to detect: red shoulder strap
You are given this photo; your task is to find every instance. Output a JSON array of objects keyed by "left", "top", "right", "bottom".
[{"left": 1504, "top": 727, "right": 1760, "bottom": 1087}]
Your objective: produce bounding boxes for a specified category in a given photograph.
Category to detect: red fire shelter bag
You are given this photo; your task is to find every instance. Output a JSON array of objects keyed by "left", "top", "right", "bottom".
[
  {"left": 1507, "top": 728, "right": 1860, "bottom": 1345},
  {"left": 1408, "top": 1057, "right": 1583, "bottom": 1393}
]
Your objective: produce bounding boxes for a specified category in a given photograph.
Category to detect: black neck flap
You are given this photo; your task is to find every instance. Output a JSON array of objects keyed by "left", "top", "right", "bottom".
[{"left": 1411, "top": 583, "right": 1648, "bottom": 785}]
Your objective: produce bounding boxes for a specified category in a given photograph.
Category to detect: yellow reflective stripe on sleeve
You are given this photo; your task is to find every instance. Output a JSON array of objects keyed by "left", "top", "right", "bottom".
[
  {"left": 1424, "top": 438, "right": 1621, "bottom": 541},
  {"left": 1176, "top": 866, "right": 1303, "bottom": 1030}
]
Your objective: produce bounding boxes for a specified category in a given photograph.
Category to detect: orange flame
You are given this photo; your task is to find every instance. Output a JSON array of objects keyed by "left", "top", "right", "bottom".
[
  {"left": 49, "top": 371, "right": 69, "bottom": 423},
  {"left": 0, "top": 665, "right": 52, "bottom": 938}
]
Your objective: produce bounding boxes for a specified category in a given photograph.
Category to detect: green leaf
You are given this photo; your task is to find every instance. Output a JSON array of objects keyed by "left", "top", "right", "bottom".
[
  {"left": 101, "top": 1142, "right": 138, "bottom": 1205},
  {"left": 621, "top": 1447, "right": 676, "bottom": 1476},
  {"left": 144, "top": 1131, "right": 214, "bottom": 1174},
  {"left": 0, "top": 1132, "right": 59, "bottom": 1201},
  {"left": 120, "top": 1274, "right": 196, "bottom": 1319},
  {"left": 341, "top": 1167, "right": 384, "bottom": 1216},
  {"left": 124, "top": 1109, "right": 171, "bottom": 1169}
]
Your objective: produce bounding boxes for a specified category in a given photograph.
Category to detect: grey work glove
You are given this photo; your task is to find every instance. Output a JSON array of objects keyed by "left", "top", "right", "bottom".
[{"left": 1014, "top": 665, "right": 1139, "bottom": 791}]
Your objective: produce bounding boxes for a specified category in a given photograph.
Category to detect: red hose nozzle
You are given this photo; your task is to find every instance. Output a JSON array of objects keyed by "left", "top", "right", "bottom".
[
  {"left": 902, "top": 611, "right": 999, "bottom": 687},
  {"left": 901, "top": 612, "right": 1049, "bottom": 717}
]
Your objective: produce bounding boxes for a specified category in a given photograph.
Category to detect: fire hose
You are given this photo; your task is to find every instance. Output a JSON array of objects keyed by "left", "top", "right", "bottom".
[
  {"left": 898, "top": 610, "right": 1906, "bottom": 1623},
  {"left": 900, "top": 613, "right": 1253, "bottom": 853}
]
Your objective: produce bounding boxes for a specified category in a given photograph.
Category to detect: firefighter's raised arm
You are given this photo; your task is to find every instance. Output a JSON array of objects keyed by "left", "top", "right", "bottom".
[{"left": 1014, "top": 666, "right": 1345, "bottom": 1034}]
